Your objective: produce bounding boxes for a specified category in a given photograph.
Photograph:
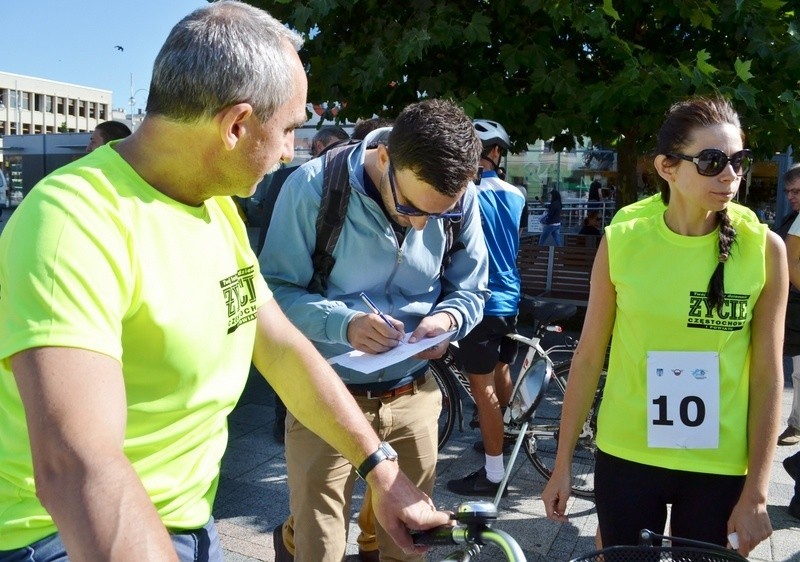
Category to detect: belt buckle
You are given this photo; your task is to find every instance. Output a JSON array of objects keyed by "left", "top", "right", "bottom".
[{"left": 364, "top": 377, "right": 420, "bottom": 400}]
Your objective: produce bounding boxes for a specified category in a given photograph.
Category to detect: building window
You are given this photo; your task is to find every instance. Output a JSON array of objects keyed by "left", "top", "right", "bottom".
[
  {"left": 78, "top": 100, "right": 85, "bottom": 118},
  {"left": 45, "top": 95, "right": 53, "bottom": 113},
  {"left": 68, "top": 99, "right": 75, "bottom": 117},
  {"left": 56, "top": 97, "right": 64, "bottom": 114},
  {"left": 20, "top": 92, "right": 30, "bottom": 111}
]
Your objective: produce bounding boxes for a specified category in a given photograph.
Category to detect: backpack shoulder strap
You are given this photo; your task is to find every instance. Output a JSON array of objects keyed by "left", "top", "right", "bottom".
[
  {"left": 441, "top": 217, "right": 463, "bottom": 276},
  {"left": 308, "top": 143, "right": 357, "bottom": 294}
]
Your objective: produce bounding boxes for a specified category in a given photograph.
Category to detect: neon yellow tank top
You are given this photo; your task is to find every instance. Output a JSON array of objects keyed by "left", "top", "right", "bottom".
[{"left": 598, "top": 212, "right": 766, "bottom": 475}]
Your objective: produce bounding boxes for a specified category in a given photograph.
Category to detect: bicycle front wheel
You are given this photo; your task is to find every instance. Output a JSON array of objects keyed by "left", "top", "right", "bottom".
[
  {"left": 431, "top": 358, "right": 460, "bottom": 451},
  {"left": 524, "top": 361, "right": 602, "bottom": 499}
]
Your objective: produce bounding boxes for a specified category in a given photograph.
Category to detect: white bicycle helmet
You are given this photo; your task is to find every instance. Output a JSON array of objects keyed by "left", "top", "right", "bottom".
[{"left": 473, "top": 119, "right": 511, "bottom": 151}]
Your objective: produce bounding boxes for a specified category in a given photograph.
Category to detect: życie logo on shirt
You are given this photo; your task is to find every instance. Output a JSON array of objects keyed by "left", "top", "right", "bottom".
[{"left": 220, "top": 265, "right": 258, "bottom": 334}]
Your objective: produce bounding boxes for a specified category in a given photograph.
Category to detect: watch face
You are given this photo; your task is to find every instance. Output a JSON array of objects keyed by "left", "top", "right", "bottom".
[{"left": 380, "top": 442, "right": 398, "bottom": 460}]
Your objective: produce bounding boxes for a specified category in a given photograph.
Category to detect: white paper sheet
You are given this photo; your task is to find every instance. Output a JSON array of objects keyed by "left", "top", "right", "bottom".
[{"left": 328, "top": 331, "right": 453, "bottom": 374}]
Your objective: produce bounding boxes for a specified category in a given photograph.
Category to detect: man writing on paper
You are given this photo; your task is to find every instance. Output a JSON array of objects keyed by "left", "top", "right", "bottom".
[{"left": 261, "top": 98, "right": 489, "bottom": 562}]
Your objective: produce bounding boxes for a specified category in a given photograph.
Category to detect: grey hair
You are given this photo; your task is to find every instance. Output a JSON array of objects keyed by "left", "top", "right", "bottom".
[{"left": 146, "top": 0, "right": 303, "bottom": 123}]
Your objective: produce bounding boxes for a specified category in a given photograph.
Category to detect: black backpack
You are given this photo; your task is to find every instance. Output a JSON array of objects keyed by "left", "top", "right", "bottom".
[{"left": 307, "top": 142, "right": 463, "bottom": 295}]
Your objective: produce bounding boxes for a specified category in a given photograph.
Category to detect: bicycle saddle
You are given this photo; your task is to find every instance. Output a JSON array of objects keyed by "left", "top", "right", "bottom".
[{"left": 526, "top": 300, "right": 577, "bottom": 326}]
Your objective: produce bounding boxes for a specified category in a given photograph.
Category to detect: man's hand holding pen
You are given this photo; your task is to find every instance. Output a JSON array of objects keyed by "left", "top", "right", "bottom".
[
  {"left": 348, "top": 293, "right": 405, "bottom": 353},
  {"left": 348, "top": 293, "right": 456, "bottom": 358}
]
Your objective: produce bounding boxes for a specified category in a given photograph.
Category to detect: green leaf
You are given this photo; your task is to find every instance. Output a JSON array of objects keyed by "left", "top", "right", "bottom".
[
  {"left": 695, "top": 50, "right": 719, "bottom": 76},
  {"left": 601, "top": 0, "right": 621, "bottom": 21},
  {"left": 734, "top": 83, "right": 758, "bottom": 109},
  {"left": 464, "top": 13, "right": 492, "bottom": 44},
  {"left": 733, "top": 58, "right": 754, "bottom": 82}
]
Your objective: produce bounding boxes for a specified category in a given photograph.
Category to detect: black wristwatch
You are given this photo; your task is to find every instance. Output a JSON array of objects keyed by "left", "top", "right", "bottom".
[{"left": 356, "top": 442, "right": 398, "bottom": 479}]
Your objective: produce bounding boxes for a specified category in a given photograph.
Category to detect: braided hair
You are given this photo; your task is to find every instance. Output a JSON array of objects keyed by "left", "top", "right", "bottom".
[{"left": 655, "top": 97, "right": 744, "bottom": 314}]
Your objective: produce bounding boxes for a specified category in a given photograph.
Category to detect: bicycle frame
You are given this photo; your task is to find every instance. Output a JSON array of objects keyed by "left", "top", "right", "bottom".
[{"left": 433, "top": 316, "right": 601, "bottom": 499}]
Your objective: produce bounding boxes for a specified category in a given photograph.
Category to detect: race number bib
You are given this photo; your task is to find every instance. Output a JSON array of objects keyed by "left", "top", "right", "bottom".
[{"left": 646, "top": 351, "right": 719, "bottom": 449}]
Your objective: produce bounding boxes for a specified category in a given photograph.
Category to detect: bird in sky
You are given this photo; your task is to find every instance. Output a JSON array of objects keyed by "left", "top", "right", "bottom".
[{"left": 114, "top": 45, "right": 124, "bottom": 51}]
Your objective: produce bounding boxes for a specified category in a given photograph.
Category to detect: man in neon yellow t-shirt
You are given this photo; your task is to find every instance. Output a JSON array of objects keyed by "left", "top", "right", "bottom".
[{"left": 0, "top": 3, "right": 449, "bottom": 561}]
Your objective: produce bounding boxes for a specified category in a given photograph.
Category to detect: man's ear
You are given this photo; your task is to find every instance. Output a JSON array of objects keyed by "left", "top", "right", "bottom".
[
  {"left": 653, "top": 154, "right": 676, "bottom": 184},
  {"left": 376, "top": 143, "right": 390, "bottom": 174},
  {"left": 217, "top": 103, "right": 254, "bottom": 150}
]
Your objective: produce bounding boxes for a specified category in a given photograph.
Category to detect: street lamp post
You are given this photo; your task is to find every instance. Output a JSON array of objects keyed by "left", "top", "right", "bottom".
[{"left": 128, "top": 73, "right": 148, "bottom": 131}]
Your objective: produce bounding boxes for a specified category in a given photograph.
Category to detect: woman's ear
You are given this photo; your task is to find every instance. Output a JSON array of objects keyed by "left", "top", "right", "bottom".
[{"left": 654, "top": 155, "right": 676, "bottom": 184}]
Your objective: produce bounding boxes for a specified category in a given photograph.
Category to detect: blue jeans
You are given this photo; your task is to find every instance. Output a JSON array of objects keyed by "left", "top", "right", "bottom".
[
  {"left": 0, "top": 517, "right": 222, "bottom": 562},
  {"left": 539, "top": 224, "right": 562, "bottom": 246}
]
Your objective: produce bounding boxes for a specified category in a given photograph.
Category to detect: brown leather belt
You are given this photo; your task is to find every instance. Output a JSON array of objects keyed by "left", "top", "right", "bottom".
[{"left": 348, "top": 372, "right": 430, "bottom": 400}]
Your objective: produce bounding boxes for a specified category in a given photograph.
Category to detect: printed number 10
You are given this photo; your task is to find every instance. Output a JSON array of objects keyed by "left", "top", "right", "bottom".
[{"left": 652, "top": 395, "right": 705, "bottom": 427}]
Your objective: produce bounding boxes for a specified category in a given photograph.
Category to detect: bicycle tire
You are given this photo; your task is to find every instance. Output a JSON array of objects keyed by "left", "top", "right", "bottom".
[
  {"left": 431, "top": 358, "right": 461, "bottom": 451},
  {"left": 523, "top": 361, "right": 603, "bottom": 498}
]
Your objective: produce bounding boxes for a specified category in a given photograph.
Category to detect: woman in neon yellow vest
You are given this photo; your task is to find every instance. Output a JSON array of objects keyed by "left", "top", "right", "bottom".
[{"left": 542, "top": 97, "right": 787, "bottom": 558}]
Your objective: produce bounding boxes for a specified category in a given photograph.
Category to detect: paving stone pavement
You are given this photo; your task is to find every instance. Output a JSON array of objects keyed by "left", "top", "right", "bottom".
[{"left": 215, "top": 358, "right": 800, "bottom": 562}]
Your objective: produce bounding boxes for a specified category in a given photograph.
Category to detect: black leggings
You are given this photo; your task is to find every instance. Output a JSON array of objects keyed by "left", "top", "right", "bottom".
[{"left": 595, "top": 450, "right": 745, "bottom": 547}]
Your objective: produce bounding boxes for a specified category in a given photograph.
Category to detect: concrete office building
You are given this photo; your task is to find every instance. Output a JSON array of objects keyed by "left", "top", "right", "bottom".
[{"left": 0, "top": 71, "right": 112, "bottom": 136}]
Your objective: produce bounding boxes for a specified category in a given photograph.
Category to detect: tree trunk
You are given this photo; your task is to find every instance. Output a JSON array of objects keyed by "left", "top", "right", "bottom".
[{"left": 615, "top": 133, "right": 640, "bottom": 210}]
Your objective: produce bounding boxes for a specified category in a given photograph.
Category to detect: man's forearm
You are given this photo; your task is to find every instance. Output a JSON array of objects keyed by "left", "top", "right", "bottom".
[
  {"left": 254, "top": 307, "right": 380, "bottom": 467},
  {"left": 37, "top": 451, "right": 177, "bottom": 561}
]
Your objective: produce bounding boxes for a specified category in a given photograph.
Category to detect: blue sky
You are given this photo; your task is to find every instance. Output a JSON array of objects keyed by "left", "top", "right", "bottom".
[{"left": 3, "top": 0, "right": 209, "bottom": 112}]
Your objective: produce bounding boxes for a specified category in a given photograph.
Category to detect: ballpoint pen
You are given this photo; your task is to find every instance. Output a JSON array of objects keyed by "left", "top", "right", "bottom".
[{"left": 359, "top": 292, "right": 400, "bottom": 336}]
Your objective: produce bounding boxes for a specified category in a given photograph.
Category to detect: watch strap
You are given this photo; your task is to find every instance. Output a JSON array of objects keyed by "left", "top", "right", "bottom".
[{"left": 356, "top": 442, "right": 397, "bottom": 479}]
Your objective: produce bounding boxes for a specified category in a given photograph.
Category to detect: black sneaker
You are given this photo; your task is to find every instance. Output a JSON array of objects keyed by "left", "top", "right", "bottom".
[
  {"left": 784, "top": 452, "right": 800, "bottom": 482},
  {"left": 473, "top": 438, "right": 514, "bottom": 456},
  {"left": 273, "top": 523, "right": 294, "bottom": 562},
  {"left": 273, "top": 418, "right": 285, "bottom": 444},
  {"left": 790, "top": 496, "right": 800, "bottom": 520},
  {"left": 447, "top": 467, "right": 507, "bottom": 498}
]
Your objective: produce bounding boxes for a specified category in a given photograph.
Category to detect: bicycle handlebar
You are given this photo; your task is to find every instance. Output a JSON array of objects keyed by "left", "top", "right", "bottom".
[
  {"left": 411, "top": 501, "right": 527, "bottom": 561},
  {"left": 410, "top": 525, "right": 460, "bottom": 546},
  {"left": 412, "top": 525, "right": 526, "bottom": 561}
]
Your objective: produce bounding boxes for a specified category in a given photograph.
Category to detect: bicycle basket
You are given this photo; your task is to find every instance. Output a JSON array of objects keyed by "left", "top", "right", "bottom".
[
  {"left": 568, "top": 545, "right": 747, "bottom": 562},
  {"left": 569, "top": 530, "right": 748, "bottom": 562},
  {"left": 506, "top": 357, "right": 551, "bottom": 424}
]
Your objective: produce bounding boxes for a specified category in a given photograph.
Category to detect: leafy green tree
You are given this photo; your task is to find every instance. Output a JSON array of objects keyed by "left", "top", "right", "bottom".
[{"left": 254, "top": 0, "right": 799, "bottom": 205}]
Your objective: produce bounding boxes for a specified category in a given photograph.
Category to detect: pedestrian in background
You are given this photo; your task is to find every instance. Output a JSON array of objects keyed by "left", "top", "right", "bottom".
[
  {"left": 86, "top": 120, "right": 131, "bottom": 152},
  {"left": 539, "top": 187, "right": 562, "bottom": 246},
  {"left": 777, "top": 163, "right": 800, "bottom": 519},
  {"left": 447, "top": 119, "right": 526, "bottom": 498}
]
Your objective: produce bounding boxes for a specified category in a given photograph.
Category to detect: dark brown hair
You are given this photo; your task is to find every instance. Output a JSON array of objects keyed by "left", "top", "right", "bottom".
[
  {"left": 388, "top": 99, "right": 481, "bottom": 198},
  {"left": 655, "top": 97, "right": 744, "bottom": 314}
]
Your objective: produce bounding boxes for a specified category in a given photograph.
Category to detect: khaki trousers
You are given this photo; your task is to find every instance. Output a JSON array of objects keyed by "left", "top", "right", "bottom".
[{"left": 280, "top": 373, "right": 440, "bottom": 562}]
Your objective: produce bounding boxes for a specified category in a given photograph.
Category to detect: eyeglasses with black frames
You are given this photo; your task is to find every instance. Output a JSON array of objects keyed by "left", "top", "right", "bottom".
[
  {"left": 785, "top": 187, "right": 800, "bottom": 197},
  {"left": 666, "top": 149, "right": 753, "bottom": 178},
  {"left": 388, "top": 163, "right": 463, "bottom": 220}
]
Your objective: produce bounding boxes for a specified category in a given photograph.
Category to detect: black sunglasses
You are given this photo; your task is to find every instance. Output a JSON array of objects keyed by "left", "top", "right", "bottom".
[
  {"left": 667, "top": 149, "right": 753, "bottom": 177},
  {"left": 388, "top": 163, "right": 463, "bottom": 220}
]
